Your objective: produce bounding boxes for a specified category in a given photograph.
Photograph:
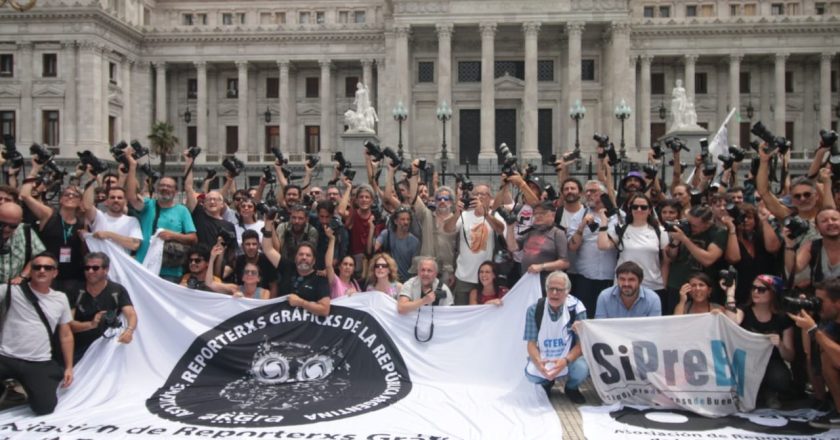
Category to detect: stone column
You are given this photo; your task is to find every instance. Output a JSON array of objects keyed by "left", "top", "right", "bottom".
[
  {"left": 609, "top": 23, "right": 632, "bottom": 150},
  {"left": 627, "top": 55, "right": 637, "bottom": 153},
  {"left": 774, "top": 53, "right": 787, "bottom": 135},
  {"left": 18, "top": 42, "right": 33, "bottom": 146},
  {"left": 639, "top": 55, "right": 652, "bottom": 150},
  {"left": 522, "top": 22, "right": 541, "bottom": 161},
  {"left": 154, "top": 62, "right": 167, "bottom": 123},
  {"left": 78, "top": 42, "right": 107, "bottom": 155},
  {"left": 729, "top": 54, "right": 742, "bottom": 145},
  {"left": 122, "top": 57, "right": 133, "bottom": 141},
  {"left": 320, "top": 59, "right": 332, "bottom": 156},
  {"left": 61, "top": 41, "right": 77, "bottom": 151},
  {"left": 361, "top": 58, "right": 373, "bottom": 90},
  {"left": 195, "top": 61, "right": 207, "bottom": 150},
  {"left": 133, "top": 61, "right": 152, "bottom": 144},
  {"left": 207, "top": 67, "right": 219, "bottom": 158},
  {"left": 394, "top": 25, "right": 411, "bottom": 155},
  {"left": 436, "top": 23, "right": 454, "bottom": 161},
  {"left": 236, "top": 61, "right": 249, "bottom": 157},
  {"left": 760, "top": 62, "right": 772, "bottom": 123},
  {"left": 278, "top": 60, "right": 290, "bottom": 154},
  {"left": 479, "top": 22, "right": 497, "bottom": 167},
  {"left": 820, "top": 52, "right": 833, "bottom": 129},
  {"left": 684, "top": 54, "right": 698, "bottom": 103},
  {"left": 565, "top": 22, "right": 584, "bottom": 149}
]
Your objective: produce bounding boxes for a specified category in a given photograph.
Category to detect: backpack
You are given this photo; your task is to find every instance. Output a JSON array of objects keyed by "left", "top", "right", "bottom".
[
  {"left": 534, "top": 297, "right": 578, "bottom": 332},
  {"left": 612, "top": 222, "right": 664, "bottom": 267}
]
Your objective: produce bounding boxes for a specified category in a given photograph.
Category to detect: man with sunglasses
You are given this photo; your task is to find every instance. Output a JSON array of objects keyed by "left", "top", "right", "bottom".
[
  {"left": 68, "top": 253, "right": 136, "bottom": 361},
  {"left": 179, "top": 245, "right": 221, "bottom": 292},
  {"left": 786, "top": 208, "right": 840, "bottom": 287},
  {"left": 0, "top": 252, "right": 73, "bottom": 415},
  {"left": 0, "top": 202, "right": 46, "bottom": 283}
]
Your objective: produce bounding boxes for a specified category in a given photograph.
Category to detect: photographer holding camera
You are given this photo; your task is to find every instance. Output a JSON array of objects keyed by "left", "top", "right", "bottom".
[
  {"left": 184, "top": 151, "right": 238, "bottom": 261},
  {"left": 505, "top": 200, "right": 569, "bottom": 285},
  {"left": 725, "top": 204, "right": 782, "bottom": 305},
  {"left": 69, "top": 253, "right": 137, "bottom": 361},
  {"left": 397, "top": 257, "right": 453, "bottom": 314},
  {"left": 786, "top": 208, "right": 840, "bottom": 288},
  {"left": 787, "top": 278, "right": 840, "bottom": 428},
  {"left": 179, "top": 244, "right": 220, "bottom": 292},
  {"left": 272, "top": 204, "right": 319, "bottom": 271},
  {"left": 82, "top": 171, "right": 142, "bottom": 255},
  {"left": 374, "top": 205, "right": 419, "bottom": 282}
]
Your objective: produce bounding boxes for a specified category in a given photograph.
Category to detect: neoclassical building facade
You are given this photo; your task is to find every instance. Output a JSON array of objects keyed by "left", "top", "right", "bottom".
[{"left": 0, "top": 0, "right": 839, "bottom": 176}]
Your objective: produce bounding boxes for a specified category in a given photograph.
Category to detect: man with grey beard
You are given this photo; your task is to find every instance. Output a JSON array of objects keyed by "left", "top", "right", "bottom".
[{"left": 408, "top": 162, "right": 458, "bottom": 285}]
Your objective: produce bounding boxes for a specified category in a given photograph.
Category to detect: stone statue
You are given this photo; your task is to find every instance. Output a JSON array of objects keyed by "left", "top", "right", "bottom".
[
  {"left": 344, "top": 82, "right": 378, "bottom": 133},
  {"left": 669, "top": 79, "right": 699, "bottom": 130}
]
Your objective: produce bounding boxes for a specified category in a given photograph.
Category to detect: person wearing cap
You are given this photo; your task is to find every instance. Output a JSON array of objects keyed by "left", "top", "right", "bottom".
[
  {"left": 721, "top": 274, "right": 794, "bottom": 409},
  {"left": 618, "top": 171, "right": 646, "bottom": 207},
  {"left": 505, "top": 200, "right": 569, "bottom": 289}
]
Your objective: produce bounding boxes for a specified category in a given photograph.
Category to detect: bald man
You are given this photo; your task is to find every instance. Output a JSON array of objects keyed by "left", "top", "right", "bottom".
[
  {"left": 0, "top": 202, "right": 46, "bottom": 281},
  {"left": 183, "top": 156, "right": 238, "bottom": 268}
]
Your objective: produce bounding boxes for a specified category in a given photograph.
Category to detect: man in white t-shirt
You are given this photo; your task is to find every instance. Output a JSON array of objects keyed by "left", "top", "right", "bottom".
[
  {"left": 453, "top": 183, "right": 505, "bottom": 305},
  {"left": 0, "top": 252, "right": 74, "bottom": 414},
  {"left": 83, "top": 184, "right": 143, "bottom": 254}
]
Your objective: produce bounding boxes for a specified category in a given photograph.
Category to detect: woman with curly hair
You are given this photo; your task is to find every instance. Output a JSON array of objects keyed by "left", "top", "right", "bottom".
[{"left": 365, "top": 253, "right": 402, "bottom": 299}]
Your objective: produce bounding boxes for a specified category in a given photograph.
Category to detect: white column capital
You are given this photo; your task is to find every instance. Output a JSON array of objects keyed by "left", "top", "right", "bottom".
[
  {"left": 775, "top": 53, "right": 789, "bottom": 63},
  {"left": 193, "top": 60, "right": 207, "bottom": 70},
  {"left": 319, "top": 59, "right": 332, "bottom": 70},
  {"left": 276, "top": 60, "right": 290, "bottom": 70},
  {"left": 360, "top": 58, "right": 374, "bottom": 67},
  {"left": 435, "top": 23, "right": 454, "bottom": 39},
  {"left": 609, "top": 21, "right": 631, "bottom": 36},
  {"left": 235, "top": 60, "right": 249, "bottom": 71},
  {"left": 640, "top": 54, "right": 653, "bottom": 65},
  {"left": 479, "top": 22, "right": 497, "bottom": 37},
  {"left": 684, "top": 54, "right": 699, "bottom": 65},
  {"left": 60, "top": 40, "right": 77, "bottom": 50},
  {"left": 821, "top": 52, "right": 834, "bottom": 62},
  {"left": 15, "top": 40, "right": 33, "bottom": 51},
  {"left": 124, "top": 56, "right": 137, "bottom": 66},
  {"left": 729, "top": 53, "right": 743, "bottom": 64},
  {"left": 566, "top": 21, "right": 585, "bottom": 36},
  {"left": 152, "top": 61, "right": 167, "bottom": 71},
  {"left": 523, "top": 22, "right": 541, "bottom": 36},
  {"left": 79, "top": 40, "right": 104, "bottom": 54},
  {"left": 394, "top": 24, "right": 411, "bottom": 38}
]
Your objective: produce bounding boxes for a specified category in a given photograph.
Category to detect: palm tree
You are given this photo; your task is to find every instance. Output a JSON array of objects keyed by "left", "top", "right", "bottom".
[{"left": 147, "top": 121, "right": 179, "bottom": 178}]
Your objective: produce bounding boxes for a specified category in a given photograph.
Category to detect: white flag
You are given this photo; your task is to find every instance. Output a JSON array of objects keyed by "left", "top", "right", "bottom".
[{"left": 710, "top": 107, "right": 738, "bottom": 171}]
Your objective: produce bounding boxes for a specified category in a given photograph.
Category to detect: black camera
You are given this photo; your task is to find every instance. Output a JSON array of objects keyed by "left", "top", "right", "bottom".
[
  {"left": 725, "top": 203, "right": 745, "bottom": 225},
  {"left": 600, "top": 193, "right": 618, "bottom": 217},
  {"left": 262, "top": 165, "right": 276, "bottom": 184},
  {"left": 222, "top": 156, "right": 245, "bottom": 177},
  {"left": 333, "top": 151, "right": 349, "bottom": 171},
  {"left": 344, "top": 168, "right": 356, "bottom": 181},
  {"left": 651, "top": 141, "right": 664, "bottom": 160},
  {"left": 598, "top": 142, "right": 619, "bottom": 166},
  {"left": 718, "top": 153, "right": 735, "bottom": 170},
  {"left": 101, "top": 309, "right": 121, "bottom": 329},
  {"left": 205, "top": 168, "right": 218, "bottom": 181},
  {"left": 382, "top": 146, "right": 401, "bottom": 166},
  {"left": 498, "top": 143, "right": 519, "bottom": 175},
  {"left": 329, "top": 216, "right": 343, "bottom": 232},
  {"left": 217, "top": 229, "right": 236, "bottom": 247},
  {"left": 30, "top": 143, "right": 53, "bottom": 165},
  {"left": 563, "top": 150, "right": 582, "bottom": 163},
  {"left": 783, "top": 215, "right": 810, "bottom": 240},
  {"left": 77, "top": 150, "right": 109, "bottom": 176},
  {"left": 728, "top": 146, "right": 746, "bottom": 162},
  {"left": 460, "top": 191, "right": 474, "bottom": 210},
  {"left": 593, "top": 133, "right": 609, "bottom": 148},
  {"left": 543, "top": 184, "right": 558, "bottom": 201},
  {"left": 186, "top": 146, "right": 202, "bottom": 159},
  {"left": 130, "top": 140, "right": 150, "bottom": 159},
  {"left": 306, "top": 154, "right": 320, "bottom": 168},
  {"left": 751, "top": 121, "right": 790, "bottom": 155},
  {"left": 271, "top": 147, "right": 288, "bottom": 166},
  {"left": 664, "top": 137, "right": 690, "bottom": 154},
  {"left": 642, "top": 165, "right": 658, "bottom": 180},
  {"left": 664, "top": 219, "right": 691, "bottom": 235},
  {"left": 255, "top": 201, "right": 278, "bottom": 220},
  {"left": 1, "top": 135, "right": 24, "bottom": 169},
  {"left": 782, "top": 295, "right": 822, "bottom": 315},
  {"left": 371, "top": 204, "right": 384, "bottom": 224},
  {"left": 427, "top": 285, "right": 447, "bottom": 306},
  {"left": 698, "top": 138, "right": 717, "bottom": 176},
  {"left": 495, "top": 207, "right": 517, "bottom": 225},
  {"left": 668, "top": 159, "right": 686, "bottom": 169},
  {"left": 454, "top": 173, "right": 474, "bottom": 192},
  {"left": 747, "top": 139, "right": 761, "bottom": 152},
  {"left": 689, "top": 189, "right": 705, "bottom": 206},
  {"left": 719, "top": 266, "right": 737, "bottom": 288},
  {"left": 364, "top": 141, "right": 384, "bottom": 161},
  {"left": 139, "top": 162, "right": 160, "bottom": 183}
]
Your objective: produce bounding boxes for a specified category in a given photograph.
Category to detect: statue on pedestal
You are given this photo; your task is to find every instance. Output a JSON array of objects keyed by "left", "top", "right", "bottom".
[
  {"left": 669, "top": 79, "right": 700, "bottom": 131},
  {"left": 344, "top": 82, "right": 378, "bottom": 134}
]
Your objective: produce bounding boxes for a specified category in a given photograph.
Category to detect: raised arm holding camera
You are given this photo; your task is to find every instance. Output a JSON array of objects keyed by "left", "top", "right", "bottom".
[
  {"left": 786, "top": 208, "right": 840, "bottom": 288},
  {"left": 82, "top": 170, "right": 142, "bottom": 255}
]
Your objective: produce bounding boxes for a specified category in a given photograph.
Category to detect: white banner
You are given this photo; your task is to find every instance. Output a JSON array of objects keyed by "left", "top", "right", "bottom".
[
  {"left": 581, "top": 404, "right": 838, "bottom": 439},
  {"left": 0, "top": 238, "right": 561, "bottom": 440},
  {"left": 578, "top": 314, "right": 773, "bottom": 417}
]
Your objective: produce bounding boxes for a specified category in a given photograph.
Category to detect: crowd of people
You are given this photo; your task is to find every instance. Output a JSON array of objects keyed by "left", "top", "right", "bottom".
[{"left": 0, "top": 128, "right": 839, "bottom": 429}]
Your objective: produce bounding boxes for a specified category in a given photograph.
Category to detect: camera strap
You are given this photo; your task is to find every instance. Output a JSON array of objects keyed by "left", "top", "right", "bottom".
[{"left": 413, "top": 305, "right": 435, "bottom": 343}]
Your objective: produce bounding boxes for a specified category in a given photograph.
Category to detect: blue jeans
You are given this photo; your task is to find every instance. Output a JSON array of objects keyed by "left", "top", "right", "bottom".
[{"left": 524, "top": 357, "right": 589, "bottom": 390}]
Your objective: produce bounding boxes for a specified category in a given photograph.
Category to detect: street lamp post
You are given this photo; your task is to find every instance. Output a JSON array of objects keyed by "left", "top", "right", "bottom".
[
  {"left": 614, "top": 99, "right": 632, "bottom": 164},
  {"left": 436, "top": 100, "right": 452, "bottom": 185},
  {"left": 392, "top": 101, "right": 408, "bottom": 160},
  {"left": 569, "top": 99, "right": 586, "bottom": 154}
]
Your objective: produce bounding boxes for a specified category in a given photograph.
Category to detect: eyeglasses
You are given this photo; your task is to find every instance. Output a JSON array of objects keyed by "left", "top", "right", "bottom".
[
  {"left": 436, "top": 196, "right": 452, "bottom": 202},
  {"left": 374, "top": 263, "right": 389, "bottom": 269},
  {"left": 546, "top": 287, "right": 568, "bottom": 293},
  {"left": 83, "top": 265, "right": 103, "bottom": 272},
  {"left": 630, "top": 204, "right": 650, "bottom": 211},
  {"left": 0, "top": 221, "right": 20, "bottom": 230},
  {"left": 62, "top": 192, "right": 81, "bottom": 199},
  {"left": 792, "top": 192, "right": 813, "bottom": 200},
  {"left": 751, "top": 285, "right": 769, "bottom": 293},
  {"left": 32, "top": 264, "right": 56, "bottom": 272},
  {"left": 243, "top": 270, "right": 259, "bottom": 276},
  {"left": 189, "top": 258, "right": 205, "bottom": 264}
]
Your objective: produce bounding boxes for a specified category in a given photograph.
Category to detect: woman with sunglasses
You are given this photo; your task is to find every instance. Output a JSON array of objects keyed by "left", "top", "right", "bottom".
[
  {"left": 20, "top": 159, "right": 85, "bottom": 292},
  {"left": 324, "top": 226, "right": 360, "bottom": 298},
  {"left": 725, "top": 204, "right": 781, "bottom": 305},
  {"left": 722, "top": 274, "right": 794, "bottom": 408},
  {"left": 598, "top": 193, "right": 670, "bottom": 301},
  {"left": 365, "top": 253, "right": 402, "bottom": 299},
  {"left": 205, "top": 244, "right": 270, "bottom": 299},
  {"left": 674, "top": 273, "right": 722, "bottom": 315},
  {"left": 468, "top": 261, "right": 507, "bottom": 305},
  {"left": 234, "top": 197, "right": 264, "bottom": 246}
]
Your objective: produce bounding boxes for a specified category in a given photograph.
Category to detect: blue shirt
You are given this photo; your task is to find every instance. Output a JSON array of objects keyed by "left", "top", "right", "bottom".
[
  {"left": 523, "top": 295, "right": 587, "bottom": 342},
  {"left": 133, "top": 197, "right": 197, "bottom": 278},
  {"left": 594, "top": 285, "right": 662, "bottom": 318}
]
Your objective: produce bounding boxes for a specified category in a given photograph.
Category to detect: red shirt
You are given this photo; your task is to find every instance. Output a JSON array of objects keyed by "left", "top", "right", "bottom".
[{"left": 347, "top": 208, "right": 385, "bottom": 255}]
